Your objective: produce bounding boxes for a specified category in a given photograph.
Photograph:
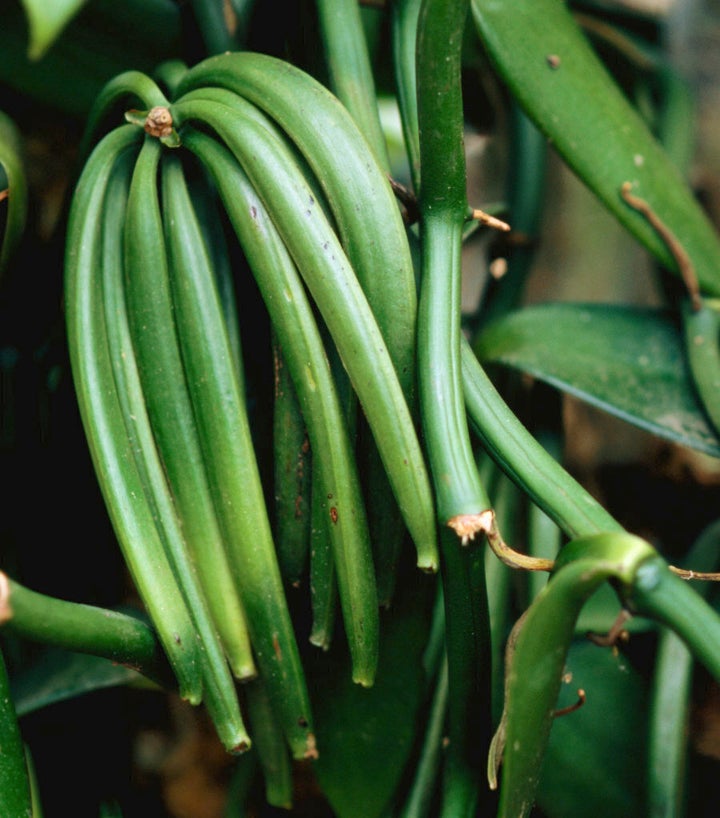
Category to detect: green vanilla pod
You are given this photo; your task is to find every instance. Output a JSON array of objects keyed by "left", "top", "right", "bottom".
[
  {"left": 170, "top": 90, "right": 435, "bottom": 572},
  {"left": 244, "top": 678, "right": 294, "bottom": 809},
  {"left": 100, "top": 149, "right": 252, "bottom": 748},
  {"left": 390, "top": 0, "right": 422, "bottom": 193},
  {"left": 64, "top": 125, "right": 203, "bottom": 704},
  {"left": 175, "top": 53, "right": 418, "bottom": 409},
  {"left": 278, "top": 29, "right": 406, "bottom": 599},
  {"left": 309, "top": 475, "right": 339, "bottom": 653},
  {"left": 272, "top": 336, "right": 312, "bottom": 587},
  {"left": 312, "top": 4, "right": 414, "bottom": 602},
  {"left": 124, "top": 138, "right": 255, "bottom": 684},
  {"left": 185, "top": 166, "right": 244, "bottom": 378},
  {"left": 158, "top": 151, "right": 316, "bottom": 755},
  {"left": 315, "top": 0, "right": 390, "bottom": 170},
  {"left": 179, "top": 126, "right": 378, "bottom": 687}
]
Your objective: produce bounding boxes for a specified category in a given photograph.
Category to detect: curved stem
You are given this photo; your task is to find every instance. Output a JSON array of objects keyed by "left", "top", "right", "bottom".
[
  {"left": 0, "top": 573, "right": 171, "bottom": 687},
  {"left": 461, "top": 338, "right": 622, "bottom": 539}
]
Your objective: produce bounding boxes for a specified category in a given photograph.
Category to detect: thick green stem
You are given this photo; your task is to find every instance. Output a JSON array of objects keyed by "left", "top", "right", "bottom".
[
  {"left": 628, "top": 556, "right": 720, "bottom": 683},
  {"left": 438, "top": 526, "right": 493, "bottom": 816},
  {"left": 461, "top": 338, "right": 622, "bottom": 539},
  {"left": 0, "top": 574, "right": 171, "bottom": 687},
  {"left": 417, "top": 0, "right": 491, "bottom": 536}
]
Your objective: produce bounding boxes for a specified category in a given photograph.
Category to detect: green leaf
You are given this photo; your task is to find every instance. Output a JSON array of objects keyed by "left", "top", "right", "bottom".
[
  {"left": 470, "top": 0, "right": 720, "bottom": 297},
  {"left": 536, "top": 639, "right": 647, "bottom": 818},
  {"left": 12, "top": 648, "right": 150, "bottom": 718},
  {"left": 20, "top": 0, "right": 89, "bottom": 60},
  {"left": 475, "top": 302, "right": 720, "bottom": 457},
  {"left": 309, "top": 571, "right": 434, "bottom": 818},
  {"left": 0, "top": 650, "right": 32, "bottom": 816}
]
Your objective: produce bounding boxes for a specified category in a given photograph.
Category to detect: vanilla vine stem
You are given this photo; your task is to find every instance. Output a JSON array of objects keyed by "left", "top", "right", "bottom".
[{"left": 0, "top": 572, "right": 172, "bottom": 687}]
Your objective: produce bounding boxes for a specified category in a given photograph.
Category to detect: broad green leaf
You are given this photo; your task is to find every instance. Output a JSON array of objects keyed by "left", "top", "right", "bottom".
[
  {"left": 536, "top": 639, "right": 647, "bottom": 818},
  {"left": 470, "top": 0, "right": 720, "bottom": 297},
  {"left": 12, "top": 648, "right": 149, "bottom": 718},
  {"left": 309, "top": 571, "right": 434, "bottom": 818},
  {"left": 475, "top": 303, "right": 720, "bottom": 457},
  {"left": 0, "top": 111, "right": 28, "bottom": 273},
  {"left": 20, "top": 0, "right": 89, "bottom": 60}
]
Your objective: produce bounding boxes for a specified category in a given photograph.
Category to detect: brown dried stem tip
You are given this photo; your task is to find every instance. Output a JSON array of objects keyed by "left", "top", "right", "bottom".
[{"left": 470, "top": 208, "right": 511, "bottom": 232}]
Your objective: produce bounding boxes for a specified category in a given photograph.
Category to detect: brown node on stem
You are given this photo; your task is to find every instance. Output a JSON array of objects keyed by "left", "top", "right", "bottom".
[
  {"left": 144, "top": 106, "right": 174, "bottom": 139},
  {"left": 553, "top": 689, "right": 586, "bottom": 718},
  {"left": 620, "top": 181, "right": 702, "bottom": 311},
  {"left": 0, "top": 572, "right": 12, "bottom": 624},
  {"left": 0, "top": 189, "right": 8, "bottom": 203}
]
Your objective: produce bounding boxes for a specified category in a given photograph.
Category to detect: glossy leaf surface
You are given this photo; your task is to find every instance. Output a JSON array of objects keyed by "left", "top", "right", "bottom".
[
  {"left": 471, "top": 0, "right": 720, "bottom": 296},
  {"left": 536, "top": 640, "right": 647, "bottom": 818},
  {"left": 12, "top": 649, "right": 145, "bottom": 718},
  {"left": 475, "top": 303, "right": 720, "bottom": 457}
]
